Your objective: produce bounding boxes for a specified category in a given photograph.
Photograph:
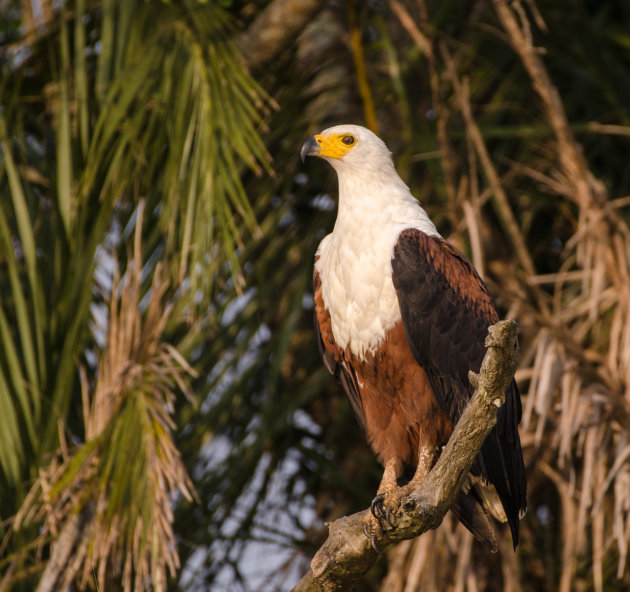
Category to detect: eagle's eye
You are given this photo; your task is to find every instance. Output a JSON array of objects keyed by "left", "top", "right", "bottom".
[{"left": 341, "top": 135, "right": 356, "bottom": 146}]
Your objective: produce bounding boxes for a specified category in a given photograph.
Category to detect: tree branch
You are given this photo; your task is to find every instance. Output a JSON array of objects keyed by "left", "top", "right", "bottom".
[{"left": 291, "top": 319, "right": 519, "bottom": 592}]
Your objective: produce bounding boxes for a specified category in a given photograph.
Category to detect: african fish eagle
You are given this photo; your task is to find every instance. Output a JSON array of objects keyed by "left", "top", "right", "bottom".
[{"left": 301, "top": 124, "right": 527, "bottom": 551}]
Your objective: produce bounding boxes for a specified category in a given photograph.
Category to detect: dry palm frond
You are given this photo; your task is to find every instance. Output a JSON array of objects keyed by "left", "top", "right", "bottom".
[
  {"left": 14, "top": 202, "right": 197, "bottom": 592},
  {"left": 489, "top": 3, "right": 630, "bottom": 590},
  {"left": 379, "top": 514, "right": 519, "bottom": 592},
  {"left": 380, "top": 0, "right": 630, "bottom": 590}
]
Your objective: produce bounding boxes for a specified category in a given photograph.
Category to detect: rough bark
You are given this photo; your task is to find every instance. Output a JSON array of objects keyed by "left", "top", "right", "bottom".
[
  {"left": 291, "top": 319, "right": 519, "bottom": 592},
  {"left": 236, "top": 0, "right": 327, "bottom": 71}
]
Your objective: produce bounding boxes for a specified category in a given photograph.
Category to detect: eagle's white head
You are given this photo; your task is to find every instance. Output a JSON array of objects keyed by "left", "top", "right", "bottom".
[
  {"left": 300, "top": 124, "right": 397, "bottom": 177},
  {"left": 300, "top": 124, "right": 436, "bottom": 226}
]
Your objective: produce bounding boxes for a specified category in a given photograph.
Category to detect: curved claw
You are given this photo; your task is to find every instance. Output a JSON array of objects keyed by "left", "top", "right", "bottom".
[
  {"left": 362, "top": 522, "right": 382, "bottom": 554},
  {"left": 370, "top": 494, "right": 386, "bottom": 520},
  {"left": 370, "top": 494, "right": 395, "bottom": 528}
]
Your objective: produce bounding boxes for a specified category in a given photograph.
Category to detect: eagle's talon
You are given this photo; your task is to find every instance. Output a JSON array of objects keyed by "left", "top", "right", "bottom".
[
  {"left": 362, "top": 521, "right": 382, "bottom": 553},
  {"left": 371, "top": 494, "right": 396, "bottom": 528},
  {"left": 371, "top": 492, "right": 399, "bottom": 529},
  {"left": 370, "top": 494, "right": 386, "bottom": 521}
]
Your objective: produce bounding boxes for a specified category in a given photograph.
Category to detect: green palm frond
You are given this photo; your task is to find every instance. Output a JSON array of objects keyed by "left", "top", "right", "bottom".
[
  {"left": 80, "top": 0, "right": 272, "bottom": 292},
  {"left": 14, "top": 203, "right": 196, "bottom": 591},
  {"left": 0, "top": 0, "right": 269, "bottom": 488},
  {"left": 1, "top": 0, "right": 272, "bottom": 588},
  {"left": 0, "top": 114, "right": 45, "bottom": 490}
]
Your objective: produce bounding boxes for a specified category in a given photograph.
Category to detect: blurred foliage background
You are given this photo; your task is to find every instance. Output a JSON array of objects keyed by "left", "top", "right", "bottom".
[{"left": 1, "top": 0, "right": 630, "bottom": 590}]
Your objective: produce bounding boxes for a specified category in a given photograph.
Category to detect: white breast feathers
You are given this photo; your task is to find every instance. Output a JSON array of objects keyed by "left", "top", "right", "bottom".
[{"left": 315, "top": 188, "right": 440, "bottom": 360}]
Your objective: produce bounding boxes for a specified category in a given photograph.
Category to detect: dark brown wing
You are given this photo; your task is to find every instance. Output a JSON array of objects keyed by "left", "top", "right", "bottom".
[
  {"left": 313, "top": 269, "right": 366, "bottom": 432},
  {"left": 391, "top": 228, "right": 527, "bottom": 546}
]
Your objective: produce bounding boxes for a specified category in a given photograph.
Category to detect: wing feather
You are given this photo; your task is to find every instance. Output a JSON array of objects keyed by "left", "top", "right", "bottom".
[{"left": 391, "top": 228, "right": 527, "bottom": 546}]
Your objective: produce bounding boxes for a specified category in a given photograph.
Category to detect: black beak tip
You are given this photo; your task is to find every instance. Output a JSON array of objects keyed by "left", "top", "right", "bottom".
[{"left": 300, "top": 136, "right": 319, "bottom": 164}]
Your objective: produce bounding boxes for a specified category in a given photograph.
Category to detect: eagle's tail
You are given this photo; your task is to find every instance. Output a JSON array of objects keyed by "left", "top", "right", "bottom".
[{"left": 450, "top": 489, "right": 498, "bottom": 552}]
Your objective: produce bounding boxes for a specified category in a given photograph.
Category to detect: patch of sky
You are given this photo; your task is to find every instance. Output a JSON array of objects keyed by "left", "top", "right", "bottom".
[
  {"left": 290, "top": 409, "right": 322, "bottom": 436},
  {"left": 309, "top": 193, "right": 335, "bottom": 211},
  {"left": 279, "top": 209, "right": 296, "bottom": 229},
  {"left": 302, "top": 292, "right": 314, "bottom": 310},
  {"left": 201, "top": 321, "right": 269, "bottom": 414},
  {"left": 25, "top": 132, "right": 45, "bottom": 156},
  {"left": 89, "top": 302, "right": 108, "bottom": 349},
  {"left": 537, "top": 505, "right": 551, "bottom": 526},
  {"left": 194, "top": 433, "right": 234, "bottom": 481},
  {"left": 183, "top": 446, "right": 319, "bottom": 591},
  {"left": 83, "top": 347, "right": 97, "bottom": 369},
  {"left": 11, "top": 236, "right": 23, "bottom": 261},
  {"left": 220, "top": 287, "right": 256, "bottom": 327}
]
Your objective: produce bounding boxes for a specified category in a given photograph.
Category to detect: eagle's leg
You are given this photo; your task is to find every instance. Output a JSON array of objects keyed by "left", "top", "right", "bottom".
[
  {"left": 362, "top": 458, "right": 402, "bottom": 550},
  {"left": 371, "top": 458, "right": 401, "bottom": 526},
  {"left": 408, "top": 444, "right": 437, "bottom": 489},
  {"left": 366, "top": 445, "right": 438, "bottom": 543}
]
